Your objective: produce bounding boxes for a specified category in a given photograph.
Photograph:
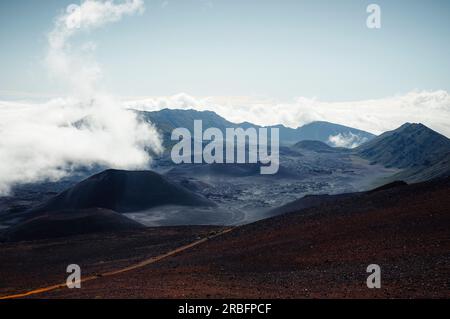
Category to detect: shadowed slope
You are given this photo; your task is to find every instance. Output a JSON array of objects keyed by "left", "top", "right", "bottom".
[
  {"left": 31, "top": 169, "right": 215, "bottom": 214},
  {"left": 356, "top": 123, "right": 450, "bottom": 182},
  {"left": 1, "top": 208, "right": 144, "bottom": 242},
  {"left": 357, "top": 123, "right": 450, "bottom": 169}
]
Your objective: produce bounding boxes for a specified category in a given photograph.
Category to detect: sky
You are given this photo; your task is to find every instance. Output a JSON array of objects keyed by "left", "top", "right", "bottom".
[
  {"left": 1, "top": 0, "right": 450, "bottom": 101},
  {"left": 1, "top": 0, "right": 450, "bottom": 194}
]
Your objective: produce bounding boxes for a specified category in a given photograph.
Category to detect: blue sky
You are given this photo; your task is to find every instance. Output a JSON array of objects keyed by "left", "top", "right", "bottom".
[{"left": 1, "top": 0, "right": 450, "bottom": 101}]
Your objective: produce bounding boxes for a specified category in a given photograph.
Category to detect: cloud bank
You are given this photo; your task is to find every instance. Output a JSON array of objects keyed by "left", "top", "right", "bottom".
[
  {"left": 0, "top": 0, "right": 162, "bottom": 196},
  {"left": 125, "top": 90, "right": 450, "bottom": 138}
]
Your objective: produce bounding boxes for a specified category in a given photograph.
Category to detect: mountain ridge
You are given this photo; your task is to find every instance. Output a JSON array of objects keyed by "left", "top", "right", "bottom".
[
  {"left": 138, "top": 108, "right": 376, "bottom": 147},
  {"left": 356, "top": 122, "right": 450, "bottom": 182}
]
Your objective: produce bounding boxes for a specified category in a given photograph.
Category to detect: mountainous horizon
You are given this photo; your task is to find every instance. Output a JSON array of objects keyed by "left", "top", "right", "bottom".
[{"left": 138, "top": 108, "right": 376, "bottom": 148}]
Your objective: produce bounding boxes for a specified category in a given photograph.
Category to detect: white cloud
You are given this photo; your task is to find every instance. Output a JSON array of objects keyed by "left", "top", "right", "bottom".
[
  {"left": 0, "top": 97, "right": 162, "bottom": 195},
  {"left": 0, "top": 0, "right": 162, "bottom": 196},
  {"left": 126, "top": 93, "right": 206, "bottom": 111},
  {"left": 125, "top": 90, "right": 450, "bottom": 138},
  {"left": 328, "top": 132, "right": 368, "bottom": 149},
  {"left": 49, "top": 0, "right": 144, "bottom": 49},
  {"left": 47, "top": 0, "right": 145, "bottom": 98}
]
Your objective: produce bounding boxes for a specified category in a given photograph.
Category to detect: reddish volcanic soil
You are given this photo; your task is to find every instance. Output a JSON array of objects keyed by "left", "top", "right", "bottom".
[
  {"left": 1, "top": 178, "right": 449, "bottom": 299},
  {"left": 0, "top": 226, "right": 224, "bottom": 296}
]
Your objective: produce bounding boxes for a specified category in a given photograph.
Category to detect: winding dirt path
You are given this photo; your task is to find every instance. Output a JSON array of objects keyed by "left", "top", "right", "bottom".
[{"left": 0, "top": 228, "right": 233, "bottom": 300}]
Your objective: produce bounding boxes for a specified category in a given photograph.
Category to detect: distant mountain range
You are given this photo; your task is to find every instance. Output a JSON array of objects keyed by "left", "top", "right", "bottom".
[
  {"left": 138, "top": 108, "right": 376, "bottom": 147},
  {"left": 142, "top": 109, "right": 450, "bottom": 182}
]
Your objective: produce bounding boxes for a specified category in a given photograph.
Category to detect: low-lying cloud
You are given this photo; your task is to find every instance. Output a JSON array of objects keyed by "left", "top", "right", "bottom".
[
  {"left": 126, "top": 90, "right": 450, "bottom": 138},
  {"left": 328, "top": 132, "right": 369, "bottom": 149},
  {"left": 0, "top": 97, "right": 162, "bottom": 195}
]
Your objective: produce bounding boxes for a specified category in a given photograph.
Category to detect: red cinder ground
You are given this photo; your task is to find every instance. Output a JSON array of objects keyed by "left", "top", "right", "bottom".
[{"left": 1, "top": 178, "right": 449, "bottom": 299}]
